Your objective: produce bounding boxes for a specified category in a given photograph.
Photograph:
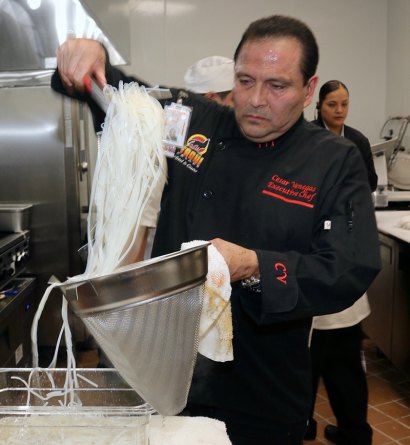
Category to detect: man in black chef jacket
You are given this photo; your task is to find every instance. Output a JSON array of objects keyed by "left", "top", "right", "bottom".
[{"left": 51, "top": 15, "right": 381, "bottom": 445}]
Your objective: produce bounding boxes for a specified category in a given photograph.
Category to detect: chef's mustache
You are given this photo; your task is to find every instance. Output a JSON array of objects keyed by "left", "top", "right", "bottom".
[{"left": 241, "top": 107, "right": 270, "bottom": 119}]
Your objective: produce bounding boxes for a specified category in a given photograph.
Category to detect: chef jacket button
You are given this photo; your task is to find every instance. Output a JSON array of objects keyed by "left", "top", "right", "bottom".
[
  {"left": 217, "top": 140, "right": 226, "bottom": 150},
  {"left": 203, "top": 190, "right": 214, "bottom": 199}
]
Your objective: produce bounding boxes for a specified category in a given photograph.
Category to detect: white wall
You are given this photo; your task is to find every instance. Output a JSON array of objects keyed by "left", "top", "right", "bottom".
[
  {"left": 121, "top": 0, "right": 408, "bottom": 144},
  {"left": 387, "top": 0, "right": 410, "bottom": 150}
]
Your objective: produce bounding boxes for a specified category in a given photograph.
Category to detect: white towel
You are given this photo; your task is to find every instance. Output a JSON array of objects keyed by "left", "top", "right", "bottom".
[
  {"left": 181, "top": 241, "right": 233, "bottom": 362},
  {"left": 149, "top": 415, "right": 232, "bottom": 445}
]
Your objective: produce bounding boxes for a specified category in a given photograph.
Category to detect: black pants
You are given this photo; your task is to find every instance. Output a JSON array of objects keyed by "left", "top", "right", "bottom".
[
  {"left": 309, "top": 324, "right": 372, "bottom": 445},
  {"left": 181, "top": 404, "right": 307, "bottom": 445}
]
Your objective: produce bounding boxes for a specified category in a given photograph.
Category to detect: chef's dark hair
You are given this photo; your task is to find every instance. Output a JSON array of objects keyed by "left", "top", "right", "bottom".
[
  {"left": 316, "top": 80, "right": 349, "bottom": 112},
  {"left": 233, "top": 15, "right": 319, "bottom": 85}
]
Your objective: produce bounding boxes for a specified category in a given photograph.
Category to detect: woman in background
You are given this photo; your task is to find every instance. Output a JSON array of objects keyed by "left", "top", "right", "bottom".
[
  {"left": 312, "top": 80, "right": 377, "bottom": 189},
  {"left": 306, "top": 80, "right": 377, "bottom": 445}
]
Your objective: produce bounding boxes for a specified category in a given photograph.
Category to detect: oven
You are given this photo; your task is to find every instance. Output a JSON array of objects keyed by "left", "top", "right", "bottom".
[{"left": 0, "top": 231, "right": 37, "bottom": 366}]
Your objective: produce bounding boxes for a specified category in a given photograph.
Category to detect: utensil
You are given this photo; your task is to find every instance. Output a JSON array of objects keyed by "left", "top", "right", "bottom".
[
  {"left": 83, "top": 75, "right": 172, "bottom": 112},
  {"left": 58, "top": 242, "right": 209, "bottom": 416}
]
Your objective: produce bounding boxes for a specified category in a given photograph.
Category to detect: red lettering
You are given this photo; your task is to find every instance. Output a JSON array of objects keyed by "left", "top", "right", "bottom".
[
  {"left": 274, "top": 262, "right": 287, "bottom": 284},
  {"left": 271, "top": 174, "right": 289, "bottom": 186}
]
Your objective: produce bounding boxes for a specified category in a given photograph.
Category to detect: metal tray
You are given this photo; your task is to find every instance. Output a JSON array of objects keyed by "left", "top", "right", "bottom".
[{"left": 0, "top": 204, "right": 33, "bottom": 232}]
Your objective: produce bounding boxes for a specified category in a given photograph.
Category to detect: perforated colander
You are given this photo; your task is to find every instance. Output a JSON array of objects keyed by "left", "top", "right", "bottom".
[{"left": 59, "top": 243, "right": 208, "bottom": 415}]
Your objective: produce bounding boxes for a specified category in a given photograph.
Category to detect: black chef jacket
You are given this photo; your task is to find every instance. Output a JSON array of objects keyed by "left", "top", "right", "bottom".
[
  {"left": 52, "top": 66, "right": 381, "bottom": 425},
  {"left": 312, "top": 116, "right": 378, "bottom": 192}
]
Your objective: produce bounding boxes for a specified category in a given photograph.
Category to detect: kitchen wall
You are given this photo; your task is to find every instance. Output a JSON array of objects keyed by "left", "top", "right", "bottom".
[
  {"left": 386, "top": 0, "right": 410, "bottom": 149},
  {"left": 119, "top": 0, "right": 396, "bottom": 144}
]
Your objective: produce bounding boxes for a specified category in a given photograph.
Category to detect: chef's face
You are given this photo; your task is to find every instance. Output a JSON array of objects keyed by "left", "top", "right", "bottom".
[
  {"left": 319, "top": 86, "right": 350, "bottom": 131},
  {"left": 233, "top": 37, "right": 318, "bottom": 143}
]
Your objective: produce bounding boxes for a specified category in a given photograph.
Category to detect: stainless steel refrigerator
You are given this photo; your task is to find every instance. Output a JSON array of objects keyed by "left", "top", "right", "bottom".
[{"left": 0, "top": 0, "right": 130, "bottom": 350}]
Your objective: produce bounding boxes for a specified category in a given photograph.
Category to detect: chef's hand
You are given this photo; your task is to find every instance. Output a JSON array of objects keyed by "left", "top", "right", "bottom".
[
  {"left": 56, "top": 38, "right": 107, "bottom": 93},
  {"left": 211, "top": 238, "right": 260, "bottom": 283}
]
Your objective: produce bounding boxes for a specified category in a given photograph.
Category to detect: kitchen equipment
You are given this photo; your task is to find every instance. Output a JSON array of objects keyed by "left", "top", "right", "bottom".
[
  {"left": 0, "top": 204, "right": 32, "bottom": 233},
  {"left": 0, "top": 367, "right": 153, "bottom": 445},
  {"left": 379, "top": 115, "right": 410, "bottom": 168},
  {"left": 372, "top": 116, "right": 410, "bottom": 208},
  {"left": 0, "top": 0, "right": 133, "bottom": 350},
  {"left": 84, "top": 75, "right": 172, "bottom": 113},
  {"left": 0, "top": 231, "right": 30, "bottom": 289},
  {"left": 58, "top": 242, "right": 209, "bottom": 416},
  {"left": 0, "top": 0, "right": 130, "bottom": 71},
  {"left": 0, "top": 278, "right": 37, "bottom": 367}
]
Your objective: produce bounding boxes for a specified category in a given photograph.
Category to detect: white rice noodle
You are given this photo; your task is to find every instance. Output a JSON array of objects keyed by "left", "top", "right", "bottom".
[
  {"left": 83, "top": 81, "right": 167, "bottom": 277},
  {"left": 29, "top": 82, "right": 167, "bottom": 406}
]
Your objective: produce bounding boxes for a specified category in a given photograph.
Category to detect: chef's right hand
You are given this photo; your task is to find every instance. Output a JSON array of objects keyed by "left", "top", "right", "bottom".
[{"left": 56, "top": 38, "right": 107, "bottom": 93}]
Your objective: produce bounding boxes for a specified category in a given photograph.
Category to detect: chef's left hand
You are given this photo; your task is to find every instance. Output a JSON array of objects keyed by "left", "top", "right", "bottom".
[{"left": 210, "top": 238, "right": 260, "bottom": 283}]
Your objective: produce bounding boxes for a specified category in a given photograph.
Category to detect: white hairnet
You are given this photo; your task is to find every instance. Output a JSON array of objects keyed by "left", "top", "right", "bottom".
[{"left": 184, "top": 56, "right": 234, "bottom": 93}]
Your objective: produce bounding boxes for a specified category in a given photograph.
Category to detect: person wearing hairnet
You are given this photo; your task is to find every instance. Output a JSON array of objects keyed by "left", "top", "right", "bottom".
[{"left": 184, "top": 56, "right": 234, "bottom": 107}]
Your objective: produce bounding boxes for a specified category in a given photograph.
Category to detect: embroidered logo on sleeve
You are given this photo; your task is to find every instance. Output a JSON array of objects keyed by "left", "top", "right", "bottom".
[
  {"left": 274, "top": 262, "right": 288, "bottom": 284},
  {"left": 174, "top": 133, "right": 210, "bottom": 173},
  {"left": 262, "top": 174, "right": 317, "bottom": 208}
]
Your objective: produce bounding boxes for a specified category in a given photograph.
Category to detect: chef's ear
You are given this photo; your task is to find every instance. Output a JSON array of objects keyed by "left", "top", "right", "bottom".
[{"left": 204, "top": 91, "right": 222, "bottom": 104}]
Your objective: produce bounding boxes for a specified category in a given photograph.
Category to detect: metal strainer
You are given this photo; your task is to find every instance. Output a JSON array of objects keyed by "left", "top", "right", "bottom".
[{"left": 59, "top": 243, "right": 208, "bottom": 416}]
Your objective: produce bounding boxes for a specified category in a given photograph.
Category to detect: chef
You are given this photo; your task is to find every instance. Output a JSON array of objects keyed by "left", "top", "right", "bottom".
[{"left": 51, "top": 14, "right": 381, "bottom": 445}]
